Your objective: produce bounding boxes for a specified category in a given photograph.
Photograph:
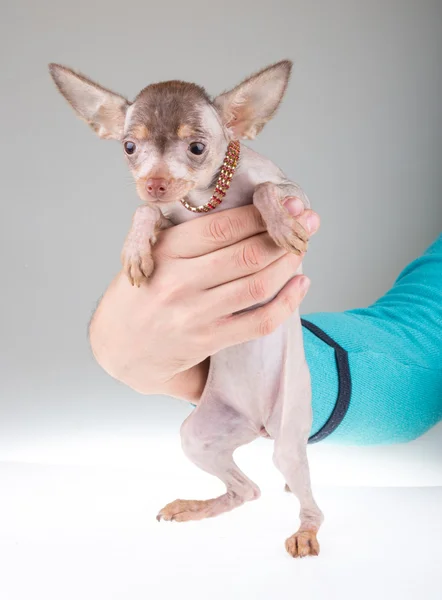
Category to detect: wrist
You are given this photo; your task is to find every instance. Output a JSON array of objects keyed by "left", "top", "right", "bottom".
[
  {"left": 162, "top": 359, "right": 210, "bottom": 402},
  {"left": 91, "top": 314, "right": 209, "bottom": 401}
]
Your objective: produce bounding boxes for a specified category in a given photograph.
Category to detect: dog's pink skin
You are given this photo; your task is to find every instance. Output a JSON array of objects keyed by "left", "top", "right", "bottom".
[
  {"left": 49, "top": 60, "right": 324, "bottom": 557},
  {"left": 156, "top": 146, "right": 324, "bottom": 548}
]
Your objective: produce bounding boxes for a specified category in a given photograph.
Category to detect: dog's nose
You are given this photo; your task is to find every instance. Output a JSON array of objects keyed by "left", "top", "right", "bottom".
[{"left": 146, "top": 178, "right": 168, "bottom": 198}]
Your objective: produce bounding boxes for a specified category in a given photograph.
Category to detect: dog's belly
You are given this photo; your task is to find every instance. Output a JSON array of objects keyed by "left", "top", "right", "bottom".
[{"left": 201, "top": 310, "right": 306, "bottom": 434}]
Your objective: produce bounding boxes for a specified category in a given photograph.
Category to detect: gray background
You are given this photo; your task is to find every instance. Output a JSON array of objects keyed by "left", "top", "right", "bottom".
[{"left": 1, "top": 0, "right": 441, "bottom": 467}]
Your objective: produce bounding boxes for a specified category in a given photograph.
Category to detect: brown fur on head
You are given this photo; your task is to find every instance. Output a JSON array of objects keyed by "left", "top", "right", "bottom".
[{"left": 48, "top": 60, "right": 292, "bottom": 205}]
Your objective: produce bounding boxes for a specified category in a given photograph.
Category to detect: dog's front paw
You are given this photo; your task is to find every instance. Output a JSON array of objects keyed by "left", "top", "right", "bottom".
[
  {"left": 285, "top": 530, "right": 320, "bottom": 558},
  {"left": 121, "top": 245, "right": 154, "bottom": 287},
  {"left": 267, "top": 208, "right": 309, "bottom": 255}
]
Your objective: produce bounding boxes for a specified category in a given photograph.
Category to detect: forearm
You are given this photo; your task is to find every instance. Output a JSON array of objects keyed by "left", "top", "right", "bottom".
[{"left": 305, "top": 234, "right": 442, "bottom": 444}]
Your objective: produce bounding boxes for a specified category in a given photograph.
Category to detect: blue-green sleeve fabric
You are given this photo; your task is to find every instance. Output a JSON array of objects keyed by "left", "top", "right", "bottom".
[{"left": 304, "top": 233, "right": 442, "bottom": 445}]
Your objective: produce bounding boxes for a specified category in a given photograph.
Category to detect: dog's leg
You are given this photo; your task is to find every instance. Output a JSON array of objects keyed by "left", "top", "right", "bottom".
[
  {"left": 121, "top": 204, "right": 172, "bottom": 287},
  {"left": 274, "top": 431, "right": 324, "bottom": 557},
  {"left": 253, "top": 181, "right": 310, "bottom": 255},
  {"left": 254, "top": 180, "right": 322, "bottom": 557},
  {"left": 157, "top": 400, "right": 260, "bottom": 522},
  {"left": 268, "top": 316, "right": 324, "bottom": 558}
]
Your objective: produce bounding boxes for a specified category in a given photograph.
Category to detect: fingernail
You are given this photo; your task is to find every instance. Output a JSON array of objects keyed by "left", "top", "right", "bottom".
[
  {"left": 299, "top": 276, "right": 311, "bottom": 297},
  {"left": 306, "top": 213, "right": 319, "bottom": 234},
  {"left": 283, "top": 197, "right": 304, "bottom": 216}
]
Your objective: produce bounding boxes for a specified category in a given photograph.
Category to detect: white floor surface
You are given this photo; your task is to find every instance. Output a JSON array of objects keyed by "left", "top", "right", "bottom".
[{"left": 1, "top": 460, "right": 441, "bottom": 600}]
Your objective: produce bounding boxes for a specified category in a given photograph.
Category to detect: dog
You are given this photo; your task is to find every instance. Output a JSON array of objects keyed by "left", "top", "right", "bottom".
[{"left": 49, "top": 60, "right": 324, "bottom": 558}]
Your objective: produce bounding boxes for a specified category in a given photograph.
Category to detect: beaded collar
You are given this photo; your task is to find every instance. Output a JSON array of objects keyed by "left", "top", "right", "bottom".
[{"left": 180, "top": 140, "right": 240, "bottom": 213}]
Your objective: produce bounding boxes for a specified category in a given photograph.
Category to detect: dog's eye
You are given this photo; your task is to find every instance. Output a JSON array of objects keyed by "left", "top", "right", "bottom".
[
  {"left": 124, "top": 141, "right": 136, "bottom": 155},
  {"left": 189, "top": 142, "right": 206, "bottom": 156}
]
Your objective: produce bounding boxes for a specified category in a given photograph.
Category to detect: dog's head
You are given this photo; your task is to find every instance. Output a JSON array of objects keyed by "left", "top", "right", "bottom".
[{"left": 49, "top": 61, "right": 292, "bottom": 205}]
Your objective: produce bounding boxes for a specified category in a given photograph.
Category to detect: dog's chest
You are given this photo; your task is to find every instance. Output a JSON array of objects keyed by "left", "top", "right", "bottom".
[
  {"left": 162, "top": 172, "right": 256, "bottom": 225},
  {"left": 162, "top": 145, "right": 284, "bottom": 225}
]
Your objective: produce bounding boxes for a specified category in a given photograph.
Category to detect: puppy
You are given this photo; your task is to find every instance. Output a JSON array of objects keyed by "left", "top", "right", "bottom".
[{"left": 49, "top": 60, "right": 323, "bottom": 558}]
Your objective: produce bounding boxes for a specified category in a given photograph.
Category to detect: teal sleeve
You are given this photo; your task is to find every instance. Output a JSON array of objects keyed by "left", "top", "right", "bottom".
[{"left": 304, "top": 233, "right": 442, "bottom": 445}]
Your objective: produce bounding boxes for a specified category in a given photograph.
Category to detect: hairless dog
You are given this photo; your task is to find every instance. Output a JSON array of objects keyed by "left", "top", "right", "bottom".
[{"left": 49, "top": 60, "right": 324, "bottom": 557}]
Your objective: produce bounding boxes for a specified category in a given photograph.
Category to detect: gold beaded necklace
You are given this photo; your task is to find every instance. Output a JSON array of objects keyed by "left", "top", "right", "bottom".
[{"left": 180, "top": 140, "right": 240, "bottom": 213}]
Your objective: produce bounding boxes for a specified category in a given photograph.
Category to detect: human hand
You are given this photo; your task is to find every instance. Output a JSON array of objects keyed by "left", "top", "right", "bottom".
[{"left": 89, "top": 199, "right": 320, "bottom": 401}]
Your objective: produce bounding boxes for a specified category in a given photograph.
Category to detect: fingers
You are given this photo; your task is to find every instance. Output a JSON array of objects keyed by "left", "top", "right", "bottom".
[
  {"left": 192, "top": 208, "right": 320, "bottom": 290},
  {"left": 195, "top": 232, "right": 286, "bottom": 289},
  {"left": 283, "top": 198, "right": 320, "bottom": 236},
  {"left": 156, "top": 204, "right": 267, "bottom": 258},
  {"left": 203, "top": 252, "right": 303, "bottom": 316},
  {"left": 213, "top": 275, "right": 311, "bottom": 350}
]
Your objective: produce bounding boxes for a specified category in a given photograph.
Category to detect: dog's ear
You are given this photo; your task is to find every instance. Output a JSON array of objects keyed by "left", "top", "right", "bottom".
[
  {"left": 48, "top": 64, "right": 130, "bottom": 140},
  {"left": 213, "top": 60, "right": 292, "bottom": 140}
]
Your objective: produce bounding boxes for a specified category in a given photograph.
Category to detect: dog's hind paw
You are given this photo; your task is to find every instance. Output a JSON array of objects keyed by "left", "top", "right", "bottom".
[
  {"left": 156, "top": 498, "right": 216, "bottom": 522},
  {"left": 285, "top": 530, "right": 320, "bottom": 558}
]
